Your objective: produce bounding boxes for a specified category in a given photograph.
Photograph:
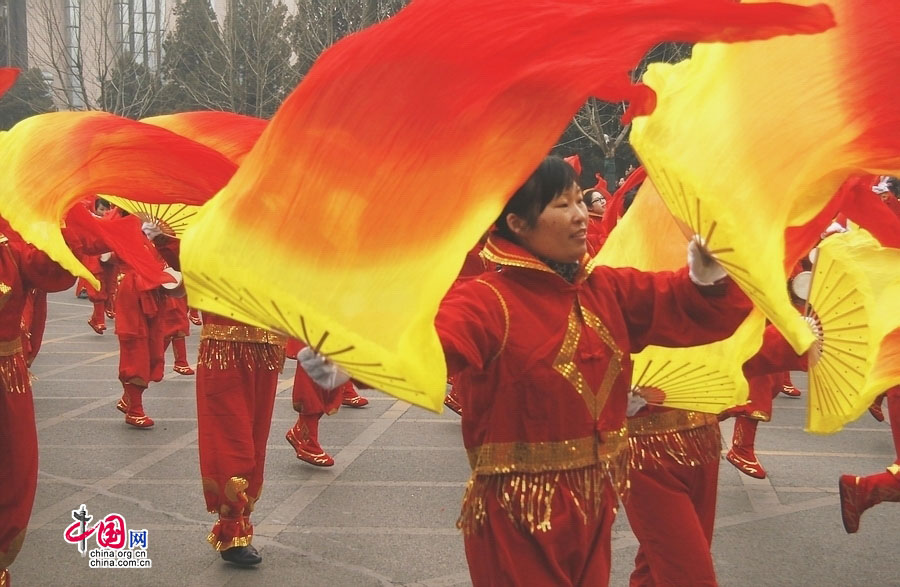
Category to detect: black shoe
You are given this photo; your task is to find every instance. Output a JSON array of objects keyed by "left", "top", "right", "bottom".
[{"left": 220, "top": 545, "right": 262, "bottom": 566}]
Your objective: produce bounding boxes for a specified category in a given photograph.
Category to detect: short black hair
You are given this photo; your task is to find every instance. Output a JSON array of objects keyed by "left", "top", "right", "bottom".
[
  {"left": 887, "top": 177, "right": 900, "bottom": 197},
  {"left": 495, "top": 156, "right": 577, "bottom": 240}
]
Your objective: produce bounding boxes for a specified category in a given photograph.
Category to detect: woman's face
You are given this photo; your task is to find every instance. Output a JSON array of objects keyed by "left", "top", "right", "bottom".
[
  {"left": 589, "top": 192, "right": 606, "bottom": 215},
  {"left": 507, "top": 182, "right": 588, "bottom": 264}
]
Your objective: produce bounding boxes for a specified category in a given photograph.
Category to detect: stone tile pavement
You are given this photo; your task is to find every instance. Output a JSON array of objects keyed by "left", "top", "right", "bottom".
[{"left": 10, "top": 291, "right": 899, "bottom": 586}]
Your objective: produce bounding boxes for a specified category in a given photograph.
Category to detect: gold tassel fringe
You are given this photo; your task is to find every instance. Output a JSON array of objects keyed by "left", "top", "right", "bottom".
[
  {"left": 458, "top": 451, "right": 629, "bottom": 535},
  {"left": 198, "top": 339, "right": 285, "bottom": 372}
]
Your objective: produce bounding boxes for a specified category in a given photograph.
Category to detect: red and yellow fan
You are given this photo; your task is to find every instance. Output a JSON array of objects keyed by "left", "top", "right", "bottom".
[
  {"left": 803, "top": 230, "right": 900, "bottom": 433},
  {"left": 0, "top": 111, "right": 235, "bottom": 288},
  {"left": 179, "top": 0, "right": 833, "bottom": 411},
  {"left": 102, "top": 112, "right": 267, "bottom": 238},
  {"left": 594, "top": 179, "right": 765, "bottom": 413},
  {"left": 630, "top": 0, "right": 900, "bottom": 358}
]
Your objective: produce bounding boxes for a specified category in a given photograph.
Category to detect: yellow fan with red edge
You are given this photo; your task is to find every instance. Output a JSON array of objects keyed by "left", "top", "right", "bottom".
[
  {"left": 804, "top": 230, "right": 900, "bottom": 434},
  {"left": 594, "top": 179, "right": 765, "bottom": 413},
  {"left": 102, "top": 112, "right": 268, "bottom": 239},
  {"left": 630, "top": 0, "right": 900, "bottom": 359}
]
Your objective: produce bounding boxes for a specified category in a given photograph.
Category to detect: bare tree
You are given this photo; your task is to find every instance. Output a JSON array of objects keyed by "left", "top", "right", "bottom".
[
  {"left": 566, "top": 42, "right": 693, "bottom": 185},
  {"left": 26, "top": 0, "right": 168, "bottom": 117}
]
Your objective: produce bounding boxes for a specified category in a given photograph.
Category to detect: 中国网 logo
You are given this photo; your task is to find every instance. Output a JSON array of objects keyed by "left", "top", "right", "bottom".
[{"left": 63, "top": 504, "right": 152, "bottom": 569}]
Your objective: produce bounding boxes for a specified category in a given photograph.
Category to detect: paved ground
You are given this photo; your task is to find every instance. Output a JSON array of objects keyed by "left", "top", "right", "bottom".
[{"left": 10, "top": 290, "right": 899, "bottom": 586}]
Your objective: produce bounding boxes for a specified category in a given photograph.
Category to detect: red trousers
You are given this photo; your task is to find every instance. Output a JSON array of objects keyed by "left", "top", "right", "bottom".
[
  {"left": 625, "top": 459, "right": 719, "bottom": 586},
  {"left": 463, "top": 476, "right": 616, "bottom": 586},
  {"left": 291, "top": 367, "right": 345, "bottom": 416},
  {"left": 0, "top": 353, "right": 38, "bottom": 571},
  {"left": 118, "top": 335, "right": 165, "bottom": 387},
  {"left": 196, "top": 340, "right": 282, "bottom": 550}
]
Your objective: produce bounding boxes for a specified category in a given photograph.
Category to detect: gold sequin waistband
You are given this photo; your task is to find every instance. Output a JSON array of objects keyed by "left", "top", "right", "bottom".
[
  {"left": 0, "top": 338, "right": 23, "bottom": 357},
  {"left": 627, "top": 410, "right": 718, "bottom": 436},
  {"left": 467, "top": 427, "right": 628, "bottom": 475},
  {"left": 201, "top": 324, "right": 286, "bottom": 346}
]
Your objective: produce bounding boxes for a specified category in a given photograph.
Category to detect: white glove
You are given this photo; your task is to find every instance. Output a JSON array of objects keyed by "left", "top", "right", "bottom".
[
  {"left": 99, "top": 252, "right": 112, "bottom": 263},
  {"left": 687, "top": 236, "right": 727, "bottom": 286},
  {"left": 626, "top": 388, "right": 648, "bottom": 417},
  {"left": 298, "top": 347, "right": 350, "bottom": 390},
  {"left": 141, "top": 221, "right": 163, "bottom": 240},
  {"left": 820, "top": 221, "right": 847, "bottom": 239}
]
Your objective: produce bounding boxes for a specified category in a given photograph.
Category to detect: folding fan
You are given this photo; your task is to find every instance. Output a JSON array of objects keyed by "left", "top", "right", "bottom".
[
  {"left": 803, "top": 230, "right": 900, "bottom": 433},
  {"left": 630, "top": 0, "right": 900, "bottom": 357},
  {"left": 595, "top": 179, "right": 765, "bottom": 413},
  {"left": 102, "top": 197, "right": 198, "bottom": 238}
]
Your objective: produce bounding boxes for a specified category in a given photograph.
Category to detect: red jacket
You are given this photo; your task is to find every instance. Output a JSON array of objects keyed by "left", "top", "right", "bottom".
[{"left": 436, "top": 235, "right": 751, "bottom": 477}]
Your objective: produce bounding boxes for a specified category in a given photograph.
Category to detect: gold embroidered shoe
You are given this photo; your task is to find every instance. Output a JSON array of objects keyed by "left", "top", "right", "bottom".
[
  {"left": 125, "top": 413, "right": 155, "bottom": 428},
  {"left": 780, "top": 384, "right": 801, "bottom": 397},
  {"left": 341, "top": 387, "right": 369, "bottom": 408},
  {"left": 285, "top": 428, "right": 334, "bottom": 467},
  {"left": 116, "top": 395, "right": 128, "bottom": 414},
  {"left": 173, "top": 363, "right": 195, "bottom": 375},
  {"left": 726, "top": 446, "right": 767, "bottom": 479},
  {"left": 87, "top": 318, "right": 106, "bottom": 335}
]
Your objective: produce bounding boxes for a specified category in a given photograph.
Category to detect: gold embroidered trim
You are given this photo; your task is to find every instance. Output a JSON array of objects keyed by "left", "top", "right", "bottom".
[
  {"left": 0, "top": 338, "right": 22, "bottom": 357},
  {"left": 201, "top": 324, "right": 287, "bottom": 346},
  {"left": 627, "top": 410, "right": 719, "bottom": 436},
  {"left": 552, "top": 304, "right": 596, "bottom": 417},
  {"left": 473, "top": 279, "right": 509, "bottom": 365},
  {"left": 628, "top": 418, "right": 721, "bottom": 471},
  {"left": 480, "top": 240, "right": 555, "bottom": 274},
  {"left": 457, "top": 460, "right": 626, "bottom": 535},
  {"left": 206, "top": 516, "right": 253, "bottom": 552},
  {"left": 551, "top": 303, "right": 625, "bottom": 419},
  {"left": 467, "top": 427, "right": 627, "bottom": 475},
  {"left": 197, "top": 339, "right": 285, "bottom": 372}
]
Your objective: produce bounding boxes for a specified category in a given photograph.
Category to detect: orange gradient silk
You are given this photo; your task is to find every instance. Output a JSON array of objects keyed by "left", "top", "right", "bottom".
[
  {"left": 0, "top": 111, "right": 235, "bottom": 288},
  {"left": 141, "top": 112, "right": 267, "bottom": 164},
  {"left": 596, "top": 180, "right": 764, "bottom": 413},
  {"left": 631, "top": 0, "right": 899, "bottom": 356},
  {"left": 181, "top": 0, "right": 834, "bottom": 410}
]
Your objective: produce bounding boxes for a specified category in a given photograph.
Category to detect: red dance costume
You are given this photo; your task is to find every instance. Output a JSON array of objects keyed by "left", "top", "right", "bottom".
[
  {"left": 196, "top": 313, "right": 285, "bottom": 552},
  {"left": 624, "top": 407, "right": 722, "bottom": 586},
  {"left": 285, "top": 364, "right": 350, "bottom": 467},
  {"left": 113, "top": 221, "right": 171, "bottom": 428},
  {"left": 153, "top": 237, "right": 193, "bottom": 375},
  {"left": 434, "top": 235, "right": 749, "bottom": 586},
  {"left": 0, "top": 234, "right": 76, "bottom": 583},
  {"left": 839, "top": 384, "right": 900, "bottom": 533},
  {"left": 724, "top": 325, "right": 807, "bottom": 479}
]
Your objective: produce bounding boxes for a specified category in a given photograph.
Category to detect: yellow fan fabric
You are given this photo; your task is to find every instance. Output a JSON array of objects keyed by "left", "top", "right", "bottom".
[
  {"left": 805, "top": 230, "right": 900, "bottom": 433},
  {"left": 181, "top": 0, "right": 834, "bottom": 411},
  {"left": 0, "top": 111, "right": 235, "bottom": 287},
  {"left": 630, "top": 0, "right": 900, "bottom": 357},
  {"left": 595, "top": 180, "right": 765, "bottom": 413}
]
